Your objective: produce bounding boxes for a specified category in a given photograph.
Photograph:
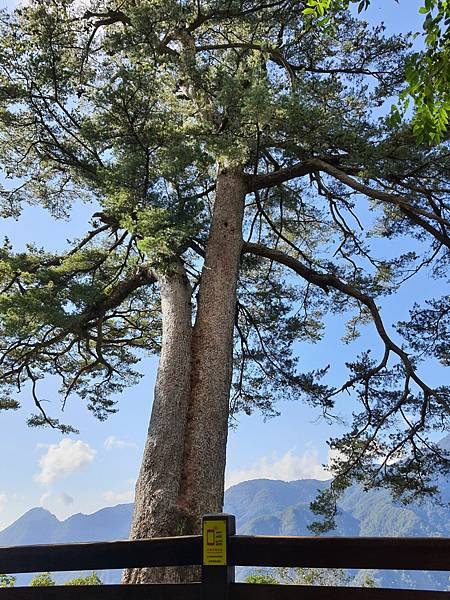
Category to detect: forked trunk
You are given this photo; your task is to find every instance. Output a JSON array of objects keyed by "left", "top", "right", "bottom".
[
  {"left": 178, "top": 167, "right": 246, "bottom": 526},
  {"left": 123, "top": 167, "right": 246, "bottom": 584},
  {"left": 122, "top": 262, "right": 192, "bottom": 584}
]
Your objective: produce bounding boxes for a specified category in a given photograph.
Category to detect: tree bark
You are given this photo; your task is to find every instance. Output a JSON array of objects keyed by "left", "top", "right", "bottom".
[
  {"left": 122, "top": 167, "right": 247, "bottom": 584},
  {"left": 178, "top": 166, "right": 247, "bottom": 527},
  {"left": 122, "top": 262, "right": 193, "bottom": 584}
]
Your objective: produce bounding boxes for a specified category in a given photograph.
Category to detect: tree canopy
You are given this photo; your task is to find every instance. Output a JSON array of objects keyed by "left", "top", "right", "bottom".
[
  {"left": 246, "top": 566, "right": 375, "bottom": 588},
  {"left": 308, "top": 0, "right": 450, "bottom": 143},
  {"left": 0, "top": 0, "right": 449, "bottom": 534},
  {"left": 0, "top": 572, "right": 102, "bottom": 587}
]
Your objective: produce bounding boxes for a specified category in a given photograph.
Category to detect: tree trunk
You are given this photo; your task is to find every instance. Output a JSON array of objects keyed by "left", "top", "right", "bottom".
[
  {"left": 122, "top": 262, "right": 193, "bottom": 584},
  {"left": 123, "top": 167, "right": 247, "bottom": 584},
  {"left": 178, "top": 167, "right": 246, "bottom": 526}
]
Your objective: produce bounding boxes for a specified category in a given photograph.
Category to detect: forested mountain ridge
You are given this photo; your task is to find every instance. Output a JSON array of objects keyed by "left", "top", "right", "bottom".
[{"left": 1, "top": 456, "right": 449, "bottom": 590}]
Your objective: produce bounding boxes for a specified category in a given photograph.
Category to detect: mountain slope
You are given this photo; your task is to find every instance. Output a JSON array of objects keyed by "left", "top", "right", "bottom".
[
  {"left": 0, "top": 478, "right": 448, "bottom": 589},
  {"left": 0, "top": 508, "right": 60, "bottom": 547},
  {"left": 224, "top": 477, "right": 449, "bottom": 590},
  {"left": 0, "top": 504, "right": 133, "bottom": 585}
]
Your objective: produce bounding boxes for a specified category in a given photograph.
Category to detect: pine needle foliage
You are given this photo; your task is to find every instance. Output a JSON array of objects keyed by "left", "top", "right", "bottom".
[{"left": 0, "top": 0, "right": 449, "bottom": 528}]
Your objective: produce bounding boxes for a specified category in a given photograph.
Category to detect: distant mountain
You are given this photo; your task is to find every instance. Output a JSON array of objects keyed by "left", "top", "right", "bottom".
[
  {"left": 0, "top": 504, "right": 134, "bottom": 585},
  {"left": 225, "top": 478, "right": 359, "bottom": 536},
  {"left": 225, "top": 478, "right": 449, "bottom": 590},
  {"left": 0, "top": 504, "right": 133, "bottom": 548},
  {"left": 1, "top": 439, "right": 449, "bottom": 590},
  {"left": 0, "top": 508, "right": 60, "bottom": 547},
  {"left": 226, "top": 476, "right": 450, "bottom": 538}
]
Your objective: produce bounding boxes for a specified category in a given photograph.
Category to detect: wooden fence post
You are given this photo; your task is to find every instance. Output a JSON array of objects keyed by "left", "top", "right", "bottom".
[{"left": 201, "top": 513, "right": 236, "bottom": 600}]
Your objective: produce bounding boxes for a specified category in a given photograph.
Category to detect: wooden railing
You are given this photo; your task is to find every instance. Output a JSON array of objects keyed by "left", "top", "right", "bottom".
[{"left": 0, "top": 513, "right": 449, "bottom": 599}]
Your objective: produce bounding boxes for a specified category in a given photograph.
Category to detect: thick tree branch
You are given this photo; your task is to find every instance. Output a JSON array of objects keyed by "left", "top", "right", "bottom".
[
  {"left": 246, "top": 159, "right": 320, "bottom": 190},
  {"left": 187, "top": 0, "right": 289, "bottom": 31},
  {"left": 243, "top": 241, "right": 449, "bottom": 414},
  {"left": 312, "top": 159, "right": 450, "bottom": 230},
  {"left": 246, "top": 158, "right": 450, "bottom": 247},
  {"left": 82, "top": 9, "right": 131, "bottom": 26},
  {"left": 76, "top": 264, "right": 157, "bottom": 330},
  {"left": 246, "top": 157, "right": 363, "bottom": 191},
  {"left": 195, "top": 42, "right": 295, "bottom": 82},
  {"left": 195, "top": 42, "right": 388, "bottom": 82},
  {"left": 1, "top": 265, "right": 157, "bottom": 378}
]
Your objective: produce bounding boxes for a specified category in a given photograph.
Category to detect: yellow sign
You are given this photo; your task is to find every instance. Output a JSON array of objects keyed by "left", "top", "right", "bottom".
[{"left": 203, "top": 519, "right": 227, "bottom": 566}]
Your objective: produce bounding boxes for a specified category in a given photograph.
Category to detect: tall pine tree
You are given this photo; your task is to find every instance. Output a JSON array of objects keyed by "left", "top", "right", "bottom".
[{"left": 0, "top": 0, "right": 449, "bottom": 582}]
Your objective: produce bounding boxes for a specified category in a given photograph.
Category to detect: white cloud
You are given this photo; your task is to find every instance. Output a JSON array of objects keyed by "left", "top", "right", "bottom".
[
  {"left": 225, "top": 449, "right": 329, "bottom": 489},
  {"left": 60, "top": 492, "right": 74, "bottom": 506},
  {"left": 39, "top": 491, "right": 52, "bottom": 506},
  {"left": 102, "top": 490, "right": 134, "bottom": 504},
  {"left": 35, "top": 439, "right": 96, "bottom": 485},
  {"left": 0, "top": 493, "right": 6, "bottom": 513},
  {"left": 104, "top": 436, "right": 136, "bottom": 450}
]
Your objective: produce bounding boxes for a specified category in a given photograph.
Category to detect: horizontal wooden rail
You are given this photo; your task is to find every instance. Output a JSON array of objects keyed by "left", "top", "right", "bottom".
[
  {"left": 230, "top": 536, "right": 450, "bottom": 571},
  {"left": 0, "top": 536, "right": 202, "bottom": 574},
  {"left": 0, "top": 583, "right": 201, "bottom": 599},
  {"left": 0, "top": 583, "right": 447, "bottom": 600},
  {"left": 230, "top": 584, "right": 450, "bottom": 599},
  {"left": 1, "top": 530, "right": 449, "bottom": 600},
  {"left": 1, "top": 535, "right": 449, "bottom": 575}
]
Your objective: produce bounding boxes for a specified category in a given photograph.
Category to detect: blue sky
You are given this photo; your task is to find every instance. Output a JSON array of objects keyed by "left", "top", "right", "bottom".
[{"left": 0, "top": 0, "right": 438, "bottom": 531}]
